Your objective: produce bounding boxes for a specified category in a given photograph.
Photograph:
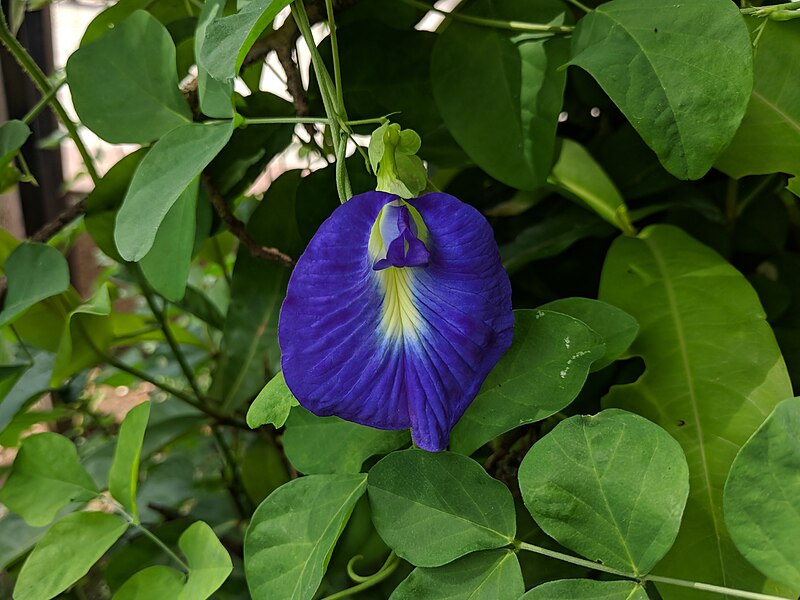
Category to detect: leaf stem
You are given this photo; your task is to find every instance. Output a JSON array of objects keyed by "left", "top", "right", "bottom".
[
  {"left": 241, "top": 116, "right": 330, "bottom": 125},
  {"left": 564, "top": 0, "right": 592, "bottom": 13},
  {"left": 324, "top": 0, "right": 345, "bottom": 112},
  {"left": 136, "top": 272, "right": 205, "bottom": 401},
  {"left": 741, "top": 2, "right": 800, "bottom": 16},
  {"left": 0, "top": 13, "right": 99, "bottom": 184},
  {"left": 515, "top": 542, "right": 792, "bottom": 600},
  {"left": 399, "top": 0, "right": 576, "bottom": 33},
  {"left": 22, "top": 76, "right": 65, "bottom": 124},
  {"left": 292, "top": 0, "right": 352, "bottom": 203},
  {"left": 321, "top": 552, "right": 400, "bottom": 600},
  {"left": 118, "top": 509, "right": 190, "bottom": 572}
]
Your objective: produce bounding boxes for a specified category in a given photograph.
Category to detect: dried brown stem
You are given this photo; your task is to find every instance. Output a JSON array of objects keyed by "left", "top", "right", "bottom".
[{"left": 201, "top": 173, "right": 295, "bottom": 268}]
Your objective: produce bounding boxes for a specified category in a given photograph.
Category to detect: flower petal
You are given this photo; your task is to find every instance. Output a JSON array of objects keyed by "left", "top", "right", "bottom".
[{"left": 278, "top": 191, "right": 513, "bottom": 451}]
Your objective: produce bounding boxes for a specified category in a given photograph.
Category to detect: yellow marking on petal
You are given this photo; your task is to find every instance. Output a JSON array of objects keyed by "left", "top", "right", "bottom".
[{"left": 376, "top": 266, "right": 424, "bottom": 342}]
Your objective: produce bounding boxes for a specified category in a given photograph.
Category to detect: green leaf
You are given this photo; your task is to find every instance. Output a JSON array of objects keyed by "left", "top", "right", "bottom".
[
  {"left": 0, "top": 120, "right": 31, "bottom": 165},
  {"left": 0, "top": 352, "right": 54, "bottom": 434},
  {"left": 199, "top": 0, "right": 292, "bottom": 81},
  {"left": 600, "top": 224, "right": 793, "bottom": 597},
  {"left": 113, "top": 566, "right": 185, "bottom": 600},
  {"left": 139, "top": 179, "right": 199, "bottom": 302},
  {"left": 210, "top": 171, "right": 303, "bottom": 410},
  {"left": 85, "top": 150, "right": 146, "bottom": 262},
  {"left": 548, "top": 139, "right": 633, "bottom": 234},
  {"left": 244, "top": 474, "right": 367, "bottom": 600},
  {"left": 521, "top": 579, "right": 648, "bottom": 600},
  {"left": 431, "top": 0, "right": 571, "bottom": 189},
  {"left": 390, "top": 549, "right": 523, "bottom": 600},
  {"left": 241, "top": 437, "right": 290, "bottom": 505},
  {"left": 539, "top": 297, "right": 639, "bottom": 371},
  {"left": 14, "top": 512, "right": 129, "bottom": 600},
  {"left": 0, "top": 408, "right": 69, "bottom": 448},
  {"left": 0, "top": 513, "right": 49, "bottom": 571},
  {"left": 0, "top": 243, "right": 70, "bottom": 326},
  {"left": 0, "top": 432, "right": 97, "bottom": 527},
  {"left": 108, "top": 402, "right": 151, "bottom": 523},
  {"left": 450, "top": 309, "right": 605, "bottom": 456},
  {"left": 519, "top": 409, "right": 689, "bottom": 575},
  {"left": 500, "top": 206, "right": 613, "bottom": 274},
  {"left": 569, "top": 0, "right": 752, "bottom": 179},
  {"left": 246, "top": 371, "right": 298, "bottom": 429},
  {"left": 177, "top": 521, "right": 232, "bottom": 600},
  {"left": 66, "top": 11, "right": 191, "bottom": 144},
  {"left": 715, "top": 20, "right": 800, "bottom": 179},
  {"left": 282, "top": 407, "right": 410, "bottom": 475},
  {"left": 724, "top": 398, "right": 800, "bottom": 591},
  {"left": 367, "top": 449, "right": 515, "bottom": 567},
  {"left": 195, "top": 0, "right": 234, "bottom": 118},
  {"left": 115, "top": 121, "right": 233, "bottom": 261},
  {"left": 51, "top": 285, "right": 113, "bottom": 386}
]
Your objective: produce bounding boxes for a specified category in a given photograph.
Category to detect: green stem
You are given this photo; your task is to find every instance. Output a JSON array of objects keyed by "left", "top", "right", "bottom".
[
  {"left": 103, "top": 353, "right": 247, "bottom": 428},
  {"left": 130, "top": 519, "right": 189, "bottom": 571},
  {"left": 742, "top": 2, "right": 799, "bottom": 15},
  {"left": 564, "top": 0, "right": 592, "bottom": 13},
  {"left": 22, "top": 77, "right": 65, "bottom": 124},
  {"left": 321, "top": 552, "right": 400, "bottom": 600},
  {"left": 292, "top": 0, "right": 352, "bottom": 203},
  {"left": 0, "top": 14, "right": 100, "bottom": 184},
  {"left": 242, "top": 116, "right": 330, "bottom": 125},
  {"left": 210, "top": 426, "right": 254, "bottom": 516},
  {"left": 516, "top": 542, "right": 792, "bottom": 600},
  {"left": 136, "top": 273, "right": 205, "bottom": 401},
  {"left": 399, "top": 0, "right": 576, "bottom": 33},
  {"left": 325, "top": 0, "right": 345, "bottom": 112}
]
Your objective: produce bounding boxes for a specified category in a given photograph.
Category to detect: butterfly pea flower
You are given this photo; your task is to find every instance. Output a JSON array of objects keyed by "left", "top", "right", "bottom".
[{"left": 278, "top": 191, "right": 513, "bottom": 451}]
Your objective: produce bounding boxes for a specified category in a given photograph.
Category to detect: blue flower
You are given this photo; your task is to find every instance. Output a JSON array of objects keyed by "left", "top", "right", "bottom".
[{"left": 278, "top": 191, "right": 513, "bottom": 451}]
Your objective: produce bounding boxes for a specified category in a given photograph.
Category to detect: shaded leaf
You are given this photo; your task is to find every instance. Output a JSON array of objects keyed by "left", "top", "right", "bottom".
[
  {"left": 0, "top": 432, "right": 97, "bottom": 527},
  {"left": 432, "top": 0, "right": 571, "bottom": 188},
  {"left": 0, "top": 120, "right": 30, "bottom": 165},
  {"left": 195, "top": 0, "right": 234, "bottom": 118},
  {"left": 0, "top": 243, "right": 70, "bottom": 327},
  {"left": 282, "top": 407, "right": 409, "bottom": 474},
  {"left": 450, "top": 310, "right": 605, "bottom": 456},
  {"left": 0, "top": 352, "right": 54, "bottom": 434},
  {"left": 244, "top": 474, "right": 367, "bottom": 600},
  {"left": 569, "top": 0, "right": 752, "bottom": 179},
  {"left": 716, "top": 20, "right": 800, "bottom": 179},
  {"left": 367, "top": 449, "right": 515, "bottom": 567}
]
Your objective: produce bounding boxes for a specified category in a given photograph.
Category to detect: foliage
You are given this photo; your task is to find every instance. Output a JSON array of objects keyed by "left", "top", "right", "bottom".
[{"left": 1, "top": 0, "right": 800, "bottom": 599}]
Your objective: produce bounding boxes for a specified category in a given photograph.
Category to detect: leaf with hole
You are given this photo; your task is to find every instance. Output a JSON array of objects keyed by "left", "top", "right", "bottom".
[
  {"left": 600, "top": 224, "right": 793, "bottom": 598},
  {"left": 450, "top": 309, "right": 605, "bottom": 456}
]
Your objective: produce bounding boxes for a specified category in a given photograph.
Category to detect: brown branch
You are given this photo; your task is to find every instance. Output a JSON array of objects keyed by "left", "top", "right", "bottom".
[
  {"left": 201, "top": 173, "right": 295, "bottom": 268},
  {"left": 29, "top": 196, "right": 87, "bottom": 242}
]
